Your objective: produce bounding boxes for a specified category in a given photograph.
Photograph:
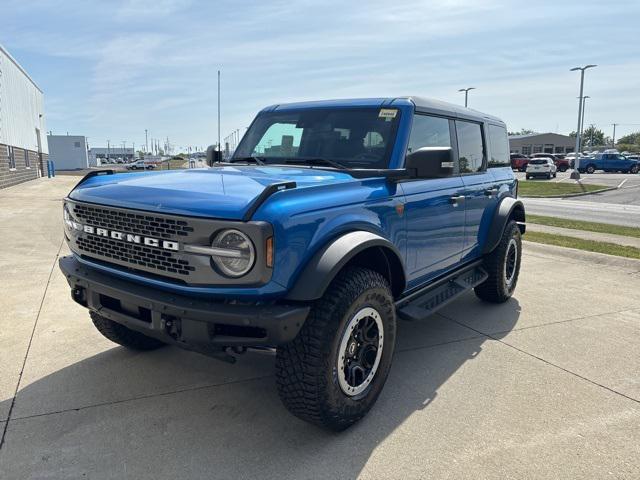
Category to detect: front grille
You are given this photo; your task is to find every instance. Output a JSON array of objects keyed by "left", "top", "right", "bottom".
[
  {"left": 72, "top": 204, "right": 194, "bottom": 239},
  {"left": 77, "top": 235, "right": 196, "bottom": 276}
]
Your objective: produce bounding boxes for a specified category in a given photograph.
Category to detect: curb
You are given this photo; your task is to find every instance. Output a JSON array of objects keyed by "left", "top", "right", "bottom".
[{"left": 521, "top": 186, "right": 617, "bottom": 199}]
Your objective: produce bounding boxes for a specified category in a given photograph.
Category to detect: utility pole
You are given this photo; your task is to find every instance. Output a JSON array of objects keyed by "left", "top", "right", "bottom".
[
  {"left": 145, "top": 129, "right": 148, "bottom": 153},
  {"left": 569, "top": 64, "right": 597, "bottom": 179},
  {"left": 217, "top": 69, "right": 221, "bottom": 152},
  {"left": 107, "top": 140, "right": 110, "bottom": 163},
  {"left": 612, "top": 123, "right": 619, "bottom": 148}
]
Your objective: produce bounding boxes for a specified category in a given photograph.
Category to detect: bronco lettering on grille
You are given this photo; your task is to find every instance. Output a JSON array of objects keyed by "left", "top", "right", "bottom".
[{"left": 65, "top": 219, "right": 179, "bottom": 251}]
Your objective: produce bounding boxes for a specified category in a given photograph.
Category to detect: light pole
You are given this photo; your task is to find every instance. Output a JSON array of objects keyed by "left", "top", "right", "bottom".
[
  {"left": 579, "top": 95, "right": 590, "bottom": 148},
  {"left": 217, "top": 70, "right": 221, "bottom": 152},
  {"left": 458, "top": 87, "right": 475, "bottom": 108},
  {"left": 569, "top": 64, "right": 597, "bottom": 179}
]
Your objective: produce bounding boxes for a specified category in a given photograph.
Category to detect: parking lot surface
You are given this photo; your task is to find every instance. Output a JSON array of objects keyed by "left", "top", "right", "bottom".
[{"left": 1, "top": 177, "right": 639, "bottom": 479}]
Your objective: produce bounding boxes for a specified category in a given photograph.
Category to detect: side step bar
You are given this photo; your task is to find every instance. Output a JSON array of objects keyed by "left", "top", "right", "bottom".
[{"left": 396, "top": 262, "right": 487, "bottom": 322}]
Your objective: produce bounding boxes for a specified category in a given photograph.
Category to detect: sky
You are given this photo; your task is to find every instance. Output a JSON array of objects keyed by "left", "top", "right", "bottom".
[{"left": 2, "top": 0, "right": 640, "bottom": 152}]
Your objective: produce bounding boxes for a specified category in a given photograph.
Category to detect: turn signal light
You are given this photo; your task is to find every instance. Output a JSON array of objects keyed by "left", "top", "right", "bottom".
[{"left": 266, "top": 237, "right": 274, "bottom": 268}]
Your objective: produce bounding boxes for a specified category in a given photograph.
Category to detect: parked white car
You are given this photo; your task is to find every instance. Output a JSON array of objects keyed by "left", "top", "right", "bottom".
[{"left": 525, "top": 157, "right": 557, "bottom": 179}]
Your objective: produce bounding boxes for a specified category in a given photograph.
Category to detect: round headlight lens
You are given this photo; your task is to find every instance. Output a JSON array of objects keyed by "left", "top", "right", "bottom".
[{"left": 211, "top": 229, "right": 255, "bottom": 277}]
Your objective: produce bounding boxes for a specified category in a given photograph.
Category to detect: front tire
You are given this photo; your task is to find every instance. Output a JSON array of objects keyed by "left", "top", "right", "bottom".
[
  {"left": 586, "top": 165, "right": 596, "bottom": 174},
  {"left": 90, "top": 312, "right": 166, "bottom": 350},
  {"left": 276, "top": 266, "right": 396, "bottom": 431},
  {"left": 475, "top": 220, "right": 522, "bottom": 303}
]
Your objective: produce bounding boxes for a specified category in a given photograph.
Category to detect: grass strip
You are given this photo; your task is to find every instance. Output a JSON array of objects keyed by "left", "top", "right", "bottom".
[
  {"left": 527, "top": 214, "right": 640, "bottom": 239},
  {"left": 518, "top": 181, "right": 607, "bottom": 197},
  {"left": 525, "top": 231, "right": 640, "bottom": 259}
]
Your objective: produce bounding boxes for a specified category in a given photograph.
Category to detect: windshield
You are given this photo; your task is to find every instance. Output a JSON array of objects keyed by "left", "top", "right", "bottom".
[{"left": 233, "top": 108, "right": 401, "bottom": 169}]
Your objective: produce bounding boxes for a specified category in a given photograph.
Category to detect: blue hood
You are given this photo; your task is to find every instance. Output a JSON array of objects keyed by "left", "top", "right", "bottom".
[{"left": 68, "top": 166, "right": 356, "bottom": 220}]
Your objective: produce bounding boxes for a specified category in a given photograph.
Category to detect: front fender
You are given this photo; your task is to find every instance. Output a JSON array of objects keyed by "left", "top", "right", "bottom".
[
  {"left": 482, "top": 197, "right": 526, "bottom": 254},
  {"left": 285, "top": 231, "right": 405, "bottom": 301}
]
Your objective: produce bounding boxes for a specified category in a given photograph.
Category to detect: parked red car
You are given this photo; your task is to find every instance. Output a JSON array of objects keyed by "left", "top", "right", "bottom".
[{"left": 510, "top": 153, "right": 529, "bottom": 172}]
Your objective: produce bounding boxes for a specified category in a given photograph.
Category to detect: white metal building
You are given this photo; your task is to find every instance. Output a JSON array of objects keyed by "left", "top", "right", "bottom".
[
  {"left": 0, "top": 44, "right": 48, "bottom": 188},
  {"left": 47, "top": 135, "right": 89, "bottom": 170}
]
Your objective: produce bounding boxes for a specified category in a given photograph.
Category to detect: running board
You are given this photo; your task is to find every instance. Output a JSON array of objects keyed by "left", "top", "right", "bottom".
[{"left": 396, "top": 264, "right": 487, "bottom": 321}]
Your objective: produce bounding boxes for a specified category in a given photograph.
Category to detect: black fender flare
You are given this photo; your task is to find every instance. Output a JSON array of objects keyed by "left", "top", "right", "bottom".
[
  {"left": 285, "top": 231, "right": 406, "bottom": 302},
  {"left": 482, "top": 197, "right": 526, "bottom": 254}
]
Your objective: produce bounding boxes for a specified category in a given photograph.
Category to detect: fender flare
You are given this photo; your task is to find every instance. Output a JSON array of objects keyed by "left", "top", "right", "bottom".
[
  {"left": 285, "top": 231, "right": 406, "bottom": 302},
  {"left": 483, "top": 197, "right": 526, "bottom": 254}
]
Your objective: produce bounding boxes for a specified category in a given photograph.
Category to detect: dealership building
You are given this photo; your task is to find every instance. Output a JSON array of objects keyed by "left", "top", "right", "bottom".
[
  {"left": 0, "top": 44, "right": 48, "bottom": 189},
  {"left": 509, "top": 133, "right": 575, "bottom": 156}
]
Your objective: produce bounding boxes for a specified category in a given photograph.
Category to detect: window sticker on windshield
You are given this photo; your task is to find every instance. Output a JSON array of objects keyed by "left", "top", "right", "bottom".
[{"left": 378, "top": 109, "right": 397, "bottom": 119}]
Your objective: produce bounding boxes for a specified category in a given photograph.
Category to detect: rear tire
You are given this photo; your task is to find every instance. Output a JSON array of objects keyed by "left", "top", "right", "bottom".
[
  {"left": 276, "top": 266, "right": 396, "bottom": 431},
  {"left": 90, "top": 312, "right": 166, "bottom": 350},
  {"left": 475, "top": 220, "right": 522, "bottom": 303},
  {"left": 630, "top": 165, "right": 639, "bottom": 174}
]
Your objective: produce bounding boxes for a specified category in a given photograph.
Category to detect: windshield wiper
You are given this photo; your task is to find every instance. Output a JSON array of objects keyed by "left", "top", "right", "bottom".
[
  {"left": 230, "top": 156, "right": 266, "bottom": 165},
  {"left": 284, "top": 157, "right": 350, "bottom": 170}
]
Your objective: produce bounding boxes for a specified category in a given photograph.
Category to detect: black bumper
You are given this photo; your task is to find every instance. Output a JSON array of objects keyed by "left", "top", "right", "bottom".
[{"left": 59, "top": 256, "right": 310, "bottom": 349}]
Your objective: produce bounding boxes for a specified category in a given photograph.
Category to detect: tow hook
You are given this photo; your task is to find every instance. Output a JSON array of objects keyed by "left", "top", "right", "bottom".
[{"left": 161, "top": 315, "right": 181, "bottom": 340}]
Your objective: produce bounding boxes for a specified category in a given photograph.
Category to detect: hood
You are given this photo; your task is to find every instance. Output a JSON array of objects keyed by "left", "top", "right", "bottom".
[{"left": 68, "top": 166, "right": 356, "bottom": 220}]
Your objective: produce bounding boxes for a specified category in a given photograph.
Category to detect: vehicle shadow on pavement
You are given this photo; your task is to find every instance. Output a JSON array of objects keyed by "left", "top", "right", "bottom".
[{"left": 1, "top": 294, "right": 521, "bottom": 479}]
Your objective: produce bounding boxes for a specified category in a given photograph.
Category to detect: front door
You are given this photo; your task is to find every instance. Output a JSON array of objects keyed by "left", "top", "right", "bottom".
[{"left": 401, "top": 114, "right": 465, "bottom": 289}]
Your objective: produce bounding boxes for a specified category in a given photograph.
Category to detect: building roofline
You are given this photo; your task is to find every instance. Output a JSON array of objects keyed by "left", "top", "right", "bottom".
[{"left": 0, "top": 43, "right": 43, "bottom": 93}]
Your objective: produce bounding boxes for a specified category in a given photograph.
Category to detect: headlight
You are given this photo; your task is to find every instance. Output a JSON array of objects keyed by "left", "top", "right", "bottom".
[{"left": 210, "top": 229, "right": 255, "bottom": 277}]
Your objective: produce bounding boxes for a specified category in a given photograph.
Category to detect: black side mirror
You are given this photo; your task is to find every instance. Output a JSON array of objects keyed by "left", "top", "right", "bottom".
[
  {"left": 405, "top": 147, "right": 455, "bottom": 178},
  {"left": 206, "top": 145, "right": 221, "bottom": 166}
]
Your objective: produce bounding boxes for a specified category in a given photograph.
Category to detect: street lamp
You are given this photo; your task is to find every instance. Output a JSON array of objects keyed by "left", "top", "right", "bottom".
[
  {"left": 458, "top": 87, "right": 475, "bottom": 108},
  {"left": 569, "top": 64, "right": 597, "bottom": 179},
  {"left": 579, "top": 95, "right": 590, "bottom": 148}
]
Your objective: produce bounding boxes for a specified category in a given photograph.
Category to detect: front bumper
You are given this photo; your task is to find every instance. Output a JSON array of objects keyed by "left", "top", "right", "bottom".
[{"left": 59, "top": 255, "right": 309, "bottom": 350}]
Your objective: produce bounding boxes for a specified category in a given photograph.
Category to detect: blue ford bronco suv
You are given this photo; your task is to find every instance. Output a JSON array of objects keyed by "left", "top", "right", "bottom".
[{"left": 60, "top": 97, "right": 525, "bottom": 430}]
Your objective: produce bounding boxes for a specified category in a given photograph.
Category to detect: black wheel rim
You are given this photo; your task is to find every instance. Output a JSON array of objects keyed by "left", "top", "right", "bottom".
[
  {"left": 337, "top": 307, "right": 383, "bottom": 396},
  {"left": 504, "top": 238, "right": 518, "bottom": 287}
]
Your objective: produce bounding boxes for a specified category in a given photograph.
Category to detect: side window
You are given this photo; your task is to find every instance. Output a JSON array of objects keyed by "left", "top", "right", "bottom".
[
  {"left": 487, "top": 124, "right": 510, "bottom": 168},
  {"left": 456, "top": 121, "right": 485, "bottom": 173},
  {"left": 407, "top": 114, "right": 452, "bottom": 153},
  {"left": 253, "top": 122, "right": 302, "bottom": 157},
  {"left": 8, "top": 146, "right": 16, "bottom": 169},
  {"left": 25, "top": 149, "right": 31, "bottom": 168}
]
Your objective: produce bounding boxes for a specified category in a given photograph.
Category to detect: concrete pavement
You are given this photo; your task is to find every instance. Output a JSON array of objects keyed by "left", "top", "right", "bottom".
[
  {"left": 522, "top": 197, "right": 640, "bottom": 227},
  {"left": 1, "top": 177, "right": 639, "bottom": 479}
]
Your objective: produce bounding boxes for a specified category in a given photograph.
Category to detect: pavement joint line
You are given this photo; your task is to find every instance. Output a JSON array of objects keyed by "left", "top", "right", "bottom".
[
  {"left": 440, "top": 314, "right": 640, "bottom": 406},
  {"left": 8, "top": 374, "right": 276, "bottom": 423},
  {"left": 482, "top": 306, "right": 640, "bottom": 336},
  {"left": 0, "top": 239, "right": 64, "bottom": 450},
  {"left": 7, "top": 327, "right": 495, "bottom": 423}
]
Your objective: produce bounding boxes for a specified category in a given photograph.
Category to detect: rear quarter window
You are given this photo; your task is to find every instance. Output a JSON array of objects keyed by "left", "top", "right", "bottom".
[{"left": 488, "top": 124, "right": 510, "bottom": 168}]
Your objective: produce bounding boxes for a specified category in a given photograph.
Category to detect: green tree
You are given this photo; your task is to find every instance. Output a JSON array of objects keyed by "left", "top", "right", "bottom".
[
  {"left": 617, "top": 132, "right": 640, "bottom": 145},
  {"left": 580, "top": 126, "right": 606, "bottom": 147},
  {"left": 508, "top": 129, "right": 536, "bottom": 136}
]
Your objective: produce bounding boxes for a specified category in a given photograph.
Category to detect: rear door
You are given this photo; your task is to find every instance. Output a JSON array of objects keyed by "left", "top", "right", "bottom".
[
  {"left": 400, "top": 113, "right": 465, "bottom": 289},
  {"left": 456, "top": 120, "right": 499, "bottom": 261}
]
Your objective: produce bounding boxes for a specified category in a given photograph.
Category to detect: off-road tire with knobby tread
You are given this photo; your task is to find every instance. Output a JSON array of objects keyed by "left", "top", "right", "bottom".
[
  {"left": 474, "top": 220, "right": 522, "bottom": 303},
  {"left": 276, "top": 266, "right": 396, "bottom": 431},
  {"left": 90, "top": 312, "right": 166, "bottom": 350}
]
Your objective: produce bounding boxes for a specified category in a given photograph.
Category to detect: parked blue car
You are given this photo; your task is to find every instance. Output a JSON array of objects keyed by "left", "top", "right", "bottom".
[
  {"left": 578, "top": 153, "right": 640, "bottom": 174},
  {"left": 59, "top": 97, "right": 525, "bottom": 430}
]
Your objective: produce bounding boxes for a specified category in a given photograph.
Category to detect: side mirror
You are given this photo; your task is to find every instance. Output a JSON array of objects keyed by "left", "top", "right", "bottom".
[
  {"left": 405, "top": 147, "right": 455, "bottom": 178},
  {"left": 206, "top": 145, "right": 221, "bottom": 166}
]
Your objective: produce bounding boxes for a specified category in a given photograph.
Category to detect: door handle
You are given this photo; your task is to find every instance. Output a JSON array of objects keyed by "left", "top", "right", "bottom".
[
  {"left": 449, "top": 195, "right": 465, "bottom": 206},
  {"left": 484, "top": 187, "right": 499, "bottom": 197}
]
